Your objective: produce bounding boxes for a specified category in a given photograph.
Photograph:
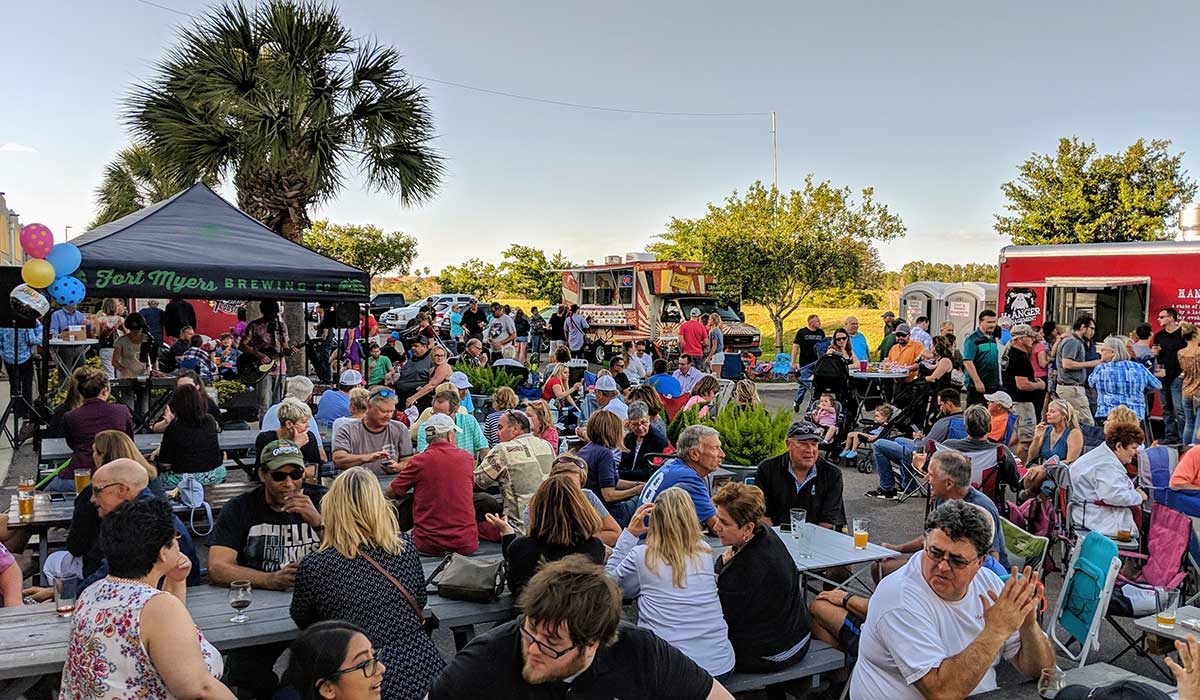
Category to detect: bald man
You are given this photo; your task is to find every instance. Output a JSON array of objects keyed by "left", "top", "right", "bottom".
[
  {"left": 23, "top": 459, "right": 201, "bottom": 602},
  {"left": 844, "top": 316, "right": 870, "bottom": 362}
]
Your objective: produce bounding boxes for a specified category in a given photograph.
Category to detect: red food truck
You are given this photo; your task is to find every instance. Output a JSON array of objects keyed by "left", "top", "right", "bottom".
[{"left": 998, "top": 239, "right": 1200, "bottom": 340}]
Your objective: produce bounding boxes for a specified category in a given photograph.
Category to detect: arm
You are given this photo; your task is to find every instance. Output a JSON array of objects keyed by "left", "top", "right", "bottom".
[
  {"left": 1062, "top": 357, "right": 1101, "bottom": 370},
  {"left": 0, "top": 562, "right": 21, "bottom": 607},
  {"left": 207, "top": 546, "right": 293, "bottom": 590},
  {"left": 1014, "top": 375, "right": 1045, "bottom": 391},
  {"left": 604, "top": 530, "right": 644, "bottom": 598},
  {"left": 141, "top": 594, "right": 237, "bottom": 699},
  {"left": 962, "top": 360, "right": 984, "bottom": 391},
  {"left": 1065, "top": 430, "right": 1083, "bottom": 463},
  {"left": 596, "top": 513, "right": 621, "bottom": 547},
  {"left": 1026, "top": 428, "right": 1046, "bottom": 466},
  {"left": 602, "top": 484, "right": 644, "bottom": 502},
  {"left": 332, "top": 448, "right": 389, "bottom": 470},
  {"left": 1093, "top": 463, "right": 1145, "bottom": 507}
]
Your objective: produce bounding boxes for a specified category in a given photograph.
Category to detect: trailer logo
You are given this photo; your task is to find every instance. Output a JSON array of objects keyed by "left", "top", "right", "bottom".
[{"left": 1004, "top": 287, "right": 1041, "bottom": 325}]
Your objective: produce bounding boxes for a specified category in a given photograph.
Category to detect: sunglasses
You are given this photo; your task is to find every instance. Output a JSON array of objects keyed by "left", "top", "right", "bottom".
[
  {"left": 268, "top": 468, "right": 305, "bottom": 482},
  {"left": 923, "top": 544, "right": 980, "bottom": 571},
  {"left": 370, "top": 388, "right": 397, "bottom": 400}
]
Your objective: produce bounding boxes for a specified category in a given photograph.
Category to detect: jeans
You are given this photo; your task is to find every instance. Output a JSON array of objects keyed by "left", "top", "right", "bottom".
[
  {"left": 1162, "top": 376, "right": 1186, "bottom": 444},
  {"left": 1186, "top": 396, "right": 1200, "bottom": 446},
  {"left": 45, "top": 475, "right": 76, "bottom": 493},
  {"left": 872, "top": 437, "right": 916, "bottom": 492}
]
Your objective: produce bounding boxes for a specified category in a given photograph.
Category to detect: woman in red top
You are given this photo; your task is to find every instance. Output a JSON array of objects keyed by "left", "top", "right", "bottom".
[
  {"left": 541, "top": 363, "right": 580, "bottom": 410},
  {"left": 525, "top": 400, "right": 560, "bottom": 449}
]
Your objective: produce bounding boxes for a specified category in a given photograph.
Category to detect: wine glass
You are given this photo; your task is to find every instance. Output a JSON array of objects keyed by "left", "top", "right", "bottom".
[{"left": 229, "top": 580, "right": 252, "bottom": 623}]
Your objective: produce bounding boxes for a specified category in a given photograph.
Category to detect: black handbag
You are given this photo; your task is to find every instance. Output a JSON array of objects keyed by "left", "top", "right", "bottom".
[{"left": 425, "top": 553, "right": 507, "bottom": 603}]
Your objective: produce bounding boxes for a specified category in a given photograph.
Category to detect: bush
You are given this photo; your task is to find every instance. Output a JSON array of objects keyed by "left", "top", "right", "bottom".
[
  {"left": 454, "top": 363, "right": 521, "bottom": 395},
  {"left": 667, "top": 404, "right": 791, "bottom": 466},
  {"left": 213, "top": 379, "right": 250, "bottom": 406}
]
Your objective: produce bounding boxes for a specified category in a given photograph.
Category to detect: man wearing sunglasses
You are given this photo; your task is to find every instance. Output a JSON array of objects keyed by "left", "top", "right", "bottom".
[
  {"left": 850, "top": 500, "right": 1054, "bottom": 700},
  {"left": 331, "top": 386, "right": 414, "bottom": 476},
  {"left": 429, "top": 557, "right": 734, "bottom": 699}
]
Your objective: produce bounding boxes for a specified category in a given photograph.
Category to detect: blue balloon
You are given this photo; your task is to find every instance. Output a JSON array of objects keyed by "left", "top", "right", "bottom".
[
  {"left": 48, "top": 276, "right": 86, "bottom": 306},
  {"left": 45, "top": 243, "right": 82, "bottom": 278}
]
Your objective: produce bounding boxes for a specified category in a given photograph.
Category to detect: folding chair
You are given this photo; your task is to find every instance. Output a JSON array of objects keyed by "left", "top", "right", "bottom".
[
  {"left": 999, "top": 516, "right": 1049, "bottom": 572},
  {"left": 1165, "top": 488, "right": 1200, "bottom": 605},
  {"left": 712, "top": 379, "right": 735, "bottom": 416},
  {"left": 1044, "top": 531, "right": 1121, "bottom": 667}
]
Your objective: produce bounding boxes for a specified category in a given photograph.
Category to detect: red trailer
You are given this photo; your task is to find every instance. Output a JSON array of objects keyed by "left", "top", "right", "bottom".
[{"left": 998, "top": 240, "right": 1200, "bottom": 340}]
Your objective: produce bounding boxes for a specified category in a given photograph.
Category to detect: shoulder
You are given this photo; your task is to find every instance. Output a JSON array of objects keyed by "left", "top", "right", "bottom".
[
  {"left": 756, "top": 453, "right": 787, "bottom": 475},
  {"left": 817, "top": 458, "right": 844, "bottom": 483}
]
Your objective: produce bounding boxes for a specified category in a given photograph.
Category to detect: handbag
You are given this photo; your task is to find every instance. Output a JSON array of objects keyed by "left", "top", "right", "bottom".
[
  {"left": 174, "top": 474, "right": 213, "bottom": 537},
  {"left": 425, "top": 553, "right": 507, "bottom": 603},
  {"left": 359, "top": 548, "right": 431, "bottom": 630}
]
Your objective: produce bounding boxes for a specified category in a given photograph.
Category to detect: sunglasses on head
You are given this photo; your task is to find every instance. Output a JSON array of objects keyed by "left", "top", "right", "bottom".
[
  {"left": 370, "top": 388, "right": 397, "bottom": 400},
  {"left": 268, "top": 468, "right": 305, "bottom": 482}
]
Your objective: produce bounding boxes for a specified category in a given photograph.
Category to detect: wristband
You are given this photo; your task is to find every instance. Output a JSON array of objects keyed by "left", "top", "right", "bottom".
[{"left": 843, "top": 592, "right": 852, "bottom": 607}]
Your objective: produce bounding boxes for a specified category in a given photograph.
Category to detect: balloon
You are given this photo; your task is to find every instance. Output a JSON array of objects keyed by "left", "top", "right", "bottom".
[
  {"left": 45, "top": 243, "right": 82, "bottom": 277},
  {"left": 21, "top": 259, "right": 56, "bottom": 288},
  {"left": 19, "top": 224, "right": 54, "bottom": 259},
  {"left": 47, "top": 276, "right": 86, "bottom": 306},
  {"left": 9, "top": 284, "right": 49, "bottom": 320}
]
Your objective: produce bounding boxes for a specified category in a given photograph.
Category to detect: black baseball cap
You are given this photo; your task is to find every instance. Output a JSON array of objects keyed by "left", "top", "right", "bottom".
[
  {"left": 787, "top": 420, "right": 823, "bottom": 441},
  {"left": 1057, "top": 680, "right": 1172, "bottom": 700}
]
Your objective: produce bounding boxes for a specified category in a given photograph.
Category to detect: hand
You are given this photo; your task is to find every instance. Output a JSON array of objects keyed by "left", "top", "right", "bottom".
[
  {"left": 911, "top": 451, "right": 928, "bottom": 474},
  {"left": 815, "top": 590, "right": 846, "bottom": 606},
  {"left": 148, "top": 448, "right": 160, "bottom": 462},
  {"left": 881, "top": 542, "right": 901, "bottom": 552},
  {"left": 266, "top": 561, "right": 300, "bottom": 590},
  {"left": 485, "top": 513, "right": 515, "bottom": 537},
  {"left": 164, "top": 552, "right": 192, "bottom": 582},
  {"left": 162, "top": 406, "right": 174, "bottom": 423},
  {"left": 380, "top": 460, "right": 402, "bottom": 475},
  {"left": 1155, "top": 368, "right": 1166, "bottom": 378},
  {"left": 282, "top": 493, "right": 321, "bottom": 527},
  {"left": 1166, "top": 634, "right": 1200, "bottom": 700},
  {"left": 721, "top": 547, "right": 735, "bottom": 564},
  {"left": 405, "top": 396, "right": 417, "bottom": 408},
  {"left": 291, "top": 426, "right": 310, "bottom": 448},
  {"left": 626, "top": 502, "right": 655, "bottom": 537},
  {"left": 1137, "top": 488, "right": 1149, "bottom": 503},
  {"left": 22, "top": 586, "right": 52, "bottom": 603},
  {"left": 981, "top": 566, "right": 1041, "bottom": 638},
  {"left": 367, "top": 450, "right": 391, "bottom": 463},
  {"left": 790, "top": 362, "right": 799, "bottom": 371},
  {"left": 1152, "top": 344, "right": 1162, "bottom": 357}
]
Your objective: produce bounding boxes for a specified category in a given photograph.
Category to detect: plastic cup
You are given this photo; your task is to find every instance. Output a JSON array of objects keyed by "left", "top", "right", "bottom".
[
  {"left": 790, "top": 509, "right": 811, "bottom": 558},
  {"left": 55, "top": 575, "right": 79, "bottom": 618},
  {"left": 1157, "top": 587, "right": 1179, "bottom": 628}
]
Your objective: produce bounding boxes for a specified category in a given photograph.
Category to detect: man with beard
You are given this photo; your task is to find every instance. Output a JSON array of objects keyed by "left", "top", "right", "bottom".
[{"left": 428, "top": 557, "right": 734, "bottom": 699}]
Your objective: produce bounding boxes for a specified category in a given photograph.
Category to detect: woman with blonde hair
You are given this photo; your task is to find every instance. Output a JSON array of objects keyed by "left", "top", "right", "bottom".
[
  {"left": 733, "top": 379, "right": 760, "bottom": 409},
  {"left": 486, "top": 474, "right": 605, "bottom": 596},
  {"left": 1021, "top": 398, "right": 1085, "bottom": 499},
  {"left": 255, "top": 397, "right": 324, "bottom": 475},
  {"left": 540, "top": 361, "right": 580, "bottom": 412},
  {"left": 330, "top": 386, "right": 370, "bottom": 443},
  {"left": 605, "top": 487, "right": 735, "bottom": 678},
  {"left": 484, "top": 386, "right": 519, "bottom": 447},
  {"left": 94, "top": 297, "right": 126, "bottom": 379},
  {"left": 291, "top": 467, "right": 444, "bottom": 700},
  {"left": 524, "top": 399, "right": 559, "bottom": 449}
]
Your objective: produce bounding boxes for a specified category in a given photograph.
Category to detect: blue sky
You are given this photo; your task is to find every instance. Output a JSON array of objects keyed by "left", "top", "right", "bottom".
[{"left": 2, "top": 0, "right": 1197, "bottom": 274}]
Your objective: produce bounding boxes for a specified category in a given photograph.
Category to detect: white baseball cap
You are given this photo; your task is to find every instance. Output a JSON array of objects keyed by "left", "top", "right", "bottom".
[
  {"left": 448, "top": 371, "right": 473, "bottom": 390},
  {"left": 424, "top": 413, "right": 462, "bottom": 435},
  {"left": 595, "top": 375, "right": 620, "bottom": 392},
  {"left": 339, "top": 369, "right": 363, "bottom": 386},
  {"left": 983, "top": 391, "right": 1014, "bottom": 409}
]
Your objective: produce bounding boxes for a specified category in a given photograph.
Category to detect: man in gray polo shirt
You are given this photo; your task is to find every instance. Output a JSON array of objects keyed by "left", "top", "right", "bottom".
[{"left": 1055, "top": 316, "right": 1100, "bottom": 426}]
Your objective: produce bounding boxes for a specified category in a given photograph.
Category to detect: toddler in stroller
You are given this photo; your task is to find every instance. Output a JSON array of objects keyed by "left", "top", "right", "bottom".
[
  {"left": 809, "top": 393, "right": 840, "bottom": 444},
  {"left": 840, "top": 403, "right": 895, "bottom": 459}
]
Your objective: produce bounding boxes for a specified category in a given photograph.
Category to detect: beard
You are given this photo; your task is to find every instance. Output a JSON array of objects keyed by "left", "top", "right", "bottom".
[{"left": 521, "top": 649, "right": 589, "bottom": 685}]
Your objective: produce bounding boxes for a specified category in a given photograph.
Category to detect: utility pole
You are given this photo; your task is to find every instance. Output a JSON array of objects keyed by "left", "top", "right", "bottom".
[{"left": 770, "top": 111, "right": 777, "bottom": 190}]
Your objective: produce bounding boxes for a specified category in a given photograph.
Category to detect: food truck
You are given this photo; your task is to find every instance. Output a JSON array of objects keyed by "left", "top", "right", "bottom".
[
  {"left": 561, "top": 254, "right": 762, "bottom": 363},
  {"left": 998, "top": 239, "right": 1200, "bottom": 340}
]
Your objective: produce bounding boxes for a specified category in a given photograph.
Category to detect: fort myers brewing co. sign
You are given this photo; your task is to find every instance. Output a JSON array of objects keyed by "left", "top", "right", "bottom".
[{"left": 84, "top": 268, "right": 367, "bottom": 298}]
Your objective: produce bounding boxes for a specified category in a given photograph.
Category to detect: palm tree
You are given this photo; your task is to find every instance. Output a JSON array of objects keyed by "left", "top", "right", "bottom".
[
  {"left": 124, "top": 0, "right": 443, "bottom": 242},
  {"left": 89, "top": 144, "right": 183, "bottom": 228}
]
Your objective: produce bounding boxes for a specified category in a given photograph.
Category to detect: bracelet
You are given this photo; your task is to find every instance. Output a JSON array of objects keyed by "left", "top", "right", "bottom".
[{"left": 843, "top": 592, "right": 853, "bottom": 607}]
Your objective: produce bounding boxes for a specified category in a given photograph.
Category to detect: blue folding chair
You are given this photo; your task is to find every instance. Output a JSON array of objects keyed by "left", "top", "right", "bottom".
[{"left": 1044, "top": 531, "right": 1121, "bottom": 667}]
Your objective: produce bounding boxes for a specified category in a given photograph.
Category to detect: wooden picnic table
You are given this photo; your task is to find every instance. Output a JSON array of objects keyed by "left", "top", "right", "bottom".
[
  {"left": 973, "top": 661, "right": 1177, "bottom": 698},
  {"left": 39, "top": 429, "right": 262, "bottom": 463}
]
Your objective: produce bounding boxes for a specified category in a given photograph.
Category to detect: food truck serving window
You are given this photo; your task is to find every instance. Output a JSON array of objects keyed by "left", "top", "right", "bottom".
[
  {"left": 1045, "top": 276, "right": 1149, "bottom": 340},
  {"left": 580, "top": 268, "right": 633, "bottom": 306}
]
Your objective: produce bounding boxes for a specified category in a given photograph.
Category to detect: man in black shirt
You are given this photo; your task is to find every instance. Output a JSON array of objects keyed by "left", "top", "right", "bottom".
[
  {"left": 754, "top": 420, "right": 847, "bottom": 530},
  {"left": 460, "top": 299, "right": 489, "bottom": 343},
  {"left": 429, "top": 557, "right": 732, "bottom": 700},
  {"left": 1002, "top": 324, "right": 1046, "bottom": 460},
  {"left": 163, "top": 295, "right": 196, "bottom": 340},
  {"left": 1153, "top": 307, "right": 1187, "bottom": 443},
  {"left": 790, "top": 314, "right": 826, "bottom": 370}
]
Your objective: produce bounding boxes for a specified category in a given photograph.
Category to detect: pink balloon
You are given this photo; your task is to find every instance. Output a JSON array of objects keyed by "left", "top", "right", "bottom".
[{"left": 19, "top": 224, "right": 54, "bottom": 259}]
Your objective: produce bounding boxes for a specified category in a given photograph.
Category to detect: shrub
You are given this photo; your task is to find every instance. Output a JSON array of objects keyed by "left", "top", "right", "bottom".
[
  {"left": 667, "top": 404, "right": 791, "bottom": 466},
  {"left": 213, "top": 379, "right": 250, "bottom": 406},
  {"left": 454, "top": 363, "right": 521, "bottom": 395}
]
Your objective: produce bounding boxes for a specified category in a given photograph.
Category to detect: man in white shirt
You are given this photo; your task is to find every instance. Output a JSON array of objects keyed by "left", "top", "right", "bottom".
[
  {"left": 1068, "top": 423, "right": 1146, "bottom": 538},
  {"left": 850, "top": 500, "right": 1054, "bottom": 699},
  {"left": 634, "top": 340, "right": 654, "bottom": 376},
  {"left": 910, "top": 315, "right": 934, "bottom": 350},
  {"left": 594, "top": 375, "right": 628, "bottom": 420}
]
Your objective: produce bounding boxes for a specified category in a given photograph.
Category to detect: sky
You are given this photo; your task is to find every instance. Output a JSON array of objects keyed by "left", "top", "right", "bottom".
[{"left": 2, "top": 0, "right": 1198, "bottom": 275}]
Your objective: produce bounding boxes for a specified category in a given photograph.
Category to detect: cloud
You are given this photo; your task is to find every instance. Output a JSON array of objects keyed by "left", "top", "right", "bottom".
[{"left": 0, "top": 143, "right": 37, "bottom": 153}]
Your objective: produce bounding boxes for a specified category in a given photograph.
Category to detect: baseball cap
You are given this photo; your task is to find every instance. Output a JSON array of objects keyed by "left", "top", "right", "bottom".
[
  {"left": 595, "top": 375, "right": 619, "bottom": 392},
  {"left": 424, "top": 413, "right": 462, "bottom": 436},
  {"left": 339, "top": 369, "right": 363, "bottom": 386},
  {"left": 983, "top": 390, "right": 1014, "bottom": 409},
  {"left": 881, "top": 311, "right": 896, "bottom": 319},
  {"left": 1010, "top": 323, "right": 1038, "bottom": 339},
  {"left": 449, "top": 371, "right": 473, "bottom": 390},
  {"left": 787, "top": 420, "right": 824, "bottom": 442},
  {"left": 1057, "top": 680, "right": 1171, "bottom": 700},
  {"left": 690, "top": 307, "right": 701, "bottom": 317},
  {"left": 894, "top": 323, "right": 911, "bottom": 336},
  {"left": 259, "top": 439, "right": 305, "bottom": 471}
]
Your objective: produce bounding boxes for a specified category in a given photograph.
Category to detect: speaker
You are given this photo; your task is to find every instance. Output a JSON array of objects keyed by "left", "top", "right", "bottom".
[
  {"left": 334, "top": 302, "right": 361, "bottom": 328},
  {"left": 0, "top": 266, "right": 37, "bottom": 328}
]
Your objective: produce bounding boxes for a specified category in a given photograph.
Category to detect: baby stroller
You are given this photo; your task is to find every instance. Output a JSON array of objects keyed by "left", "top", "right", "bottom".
[
  {"left": 791, "top": 338, "right": 833, "bottom": 412},
  {"left": 809, "top": 353, "right": 852, "bottom": 417}
]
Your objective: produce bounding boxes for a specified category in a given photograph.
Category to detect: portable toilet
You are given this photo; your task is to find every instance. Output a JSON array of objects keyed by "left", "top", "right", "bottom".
[
  {"left": 943, "top": 282, "right": 999, "bottom": 345},
  {"left": 899, "top": 282, "right": 950, "bottom": 329}
]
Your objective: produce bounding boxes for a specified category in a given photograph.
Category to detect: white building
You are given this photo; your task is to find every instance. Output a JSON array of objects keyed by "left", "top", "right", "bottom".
[{"left": 0, "top": 192, "right": 23, "bottom": 266}]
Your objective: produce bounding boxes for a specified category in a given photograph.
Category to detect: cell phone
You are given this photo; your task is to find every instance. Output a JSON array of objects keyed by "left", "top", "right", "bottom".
[{"left": 48, "top": 492, "right": 67, "bottom": 502}]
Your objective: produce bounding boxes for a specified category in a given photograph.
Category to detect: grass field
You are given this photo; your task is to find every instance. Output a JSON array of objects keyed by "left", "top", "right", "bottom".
[{"left": 492, "top": 298, "right": 889, "bottom": 359}]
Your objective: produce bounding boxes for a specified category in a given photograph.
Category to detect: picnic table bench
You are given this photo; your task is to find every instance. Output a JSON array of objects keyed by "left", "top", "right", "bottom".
[
  {"left": 722, "top": 640, "right": 846, "bottom": 696},
  {"left": 39, "top": 429, "right": 262, "bottom": 465}
]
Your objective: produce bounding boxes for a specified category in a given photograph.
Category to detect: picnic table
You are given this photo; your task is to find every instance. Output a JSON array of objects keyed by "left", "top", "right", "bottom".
[
  {"left": 973, "top": 661, "right": 1178, "bottom": 699},
  {"left": 781, "top": 524, "right": 900, "bottom": 596},
  {"left": 848, "top": 367, "right": 909, "bottom": 408},
  {"left": 39, "top": 429, "right": 262, "bottom": 464},
  {"left": 1125, "top": 605, "right": 1200, "bottom": 680}
]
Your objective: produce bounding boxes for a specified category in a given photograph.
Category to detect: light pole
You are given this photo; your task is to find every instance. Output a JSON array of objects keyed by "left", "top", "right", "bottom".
[{"left": 770, "top": 111, "right": 777, "bottom": 190}]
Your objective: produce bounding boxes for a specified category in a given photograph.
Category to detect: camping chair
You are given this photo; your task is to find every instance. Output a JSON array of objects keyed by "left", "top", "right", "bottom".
[
  {"left": 1044, "top": 531, "right": 1121, "bottom": 668},
  {"left": 659, "top": 393, "right": 692, "bottom": 421},
  {"left": 1139, "top": 445, "right": 1180, "bottom": 506},
  {"left": 712, "top": 379, "right": 735, "bottom": 416},
  {"left": 1165, "top": 488, "right": 1200, "bottom": 605},
  {"left": 1000, "top": 516, "right": 1050, "bottom": 573},
  {"left": 1106, "top": 503, "right": 1192, "bottom": 676}
]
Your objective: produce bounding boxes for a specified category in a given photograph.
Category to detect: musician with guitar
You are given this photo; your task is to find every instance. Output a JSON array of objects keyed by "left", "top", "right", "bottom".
[{"left": 239, "top": 301, "right": 294, "bottom": 417}]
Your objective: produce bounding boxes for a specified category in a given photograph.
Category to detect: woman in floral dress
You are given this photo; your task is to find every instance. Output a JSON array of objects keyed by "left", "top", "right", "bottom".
[{"left": 60, "top": 498, "right": 233, "bottom": 699}]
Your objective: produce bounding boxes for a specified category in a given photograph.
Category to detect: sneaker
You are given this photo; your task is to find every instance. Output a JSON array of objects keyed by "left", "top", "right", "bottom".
[
  {"left": 842, "top": 449, "right": 857, "bottom": 458},
  {"left": 864, "top": 489, "right": 897, "bottom": 500}
]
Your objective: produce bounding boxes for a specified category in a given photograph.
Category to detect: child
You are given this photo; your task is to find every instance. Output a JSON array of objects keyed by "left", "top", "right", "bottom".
[
  {"left": 841, "top": 403, "right": 895, "bottom": 458},
  {"left": 363, "top": 343, "right": 393, "bottom": 386},
  {"left": 214, "top": 333, "right": 240, "bottom": 379},
  {"left": 809, "top": 393, "right": 839, "bottom": 443}
]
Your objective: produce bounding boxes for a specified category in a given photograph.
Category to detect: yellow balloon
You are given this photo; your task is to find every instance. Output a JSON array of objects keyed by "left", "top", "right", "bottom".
[{"left": 22, "top": 259, "right": 56, "bottom": 288}]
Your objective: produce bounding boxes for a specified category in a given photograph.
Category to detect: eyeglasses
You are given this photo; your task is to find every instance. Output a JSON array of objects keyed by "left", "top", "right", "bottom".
[
  {"left": 519, "top": 618, "right": 577, "bottom": 659},
  {"left": 268, "top": 468, "right": 305, "bottom": 482},
  {"left": 923, "top": 544, "right": 981, "bottom": 571},
  {"left": 327, "top": 654, "right": 381, "bottom": 681},
  {"left": 92, "top": 482, "right": 123, "bottom": 495}
]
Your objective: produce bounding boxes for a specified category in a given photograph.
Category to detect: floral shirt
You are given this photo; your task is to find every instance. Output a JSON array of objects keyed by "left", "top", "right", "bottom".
[
  {"left": 0, "top": 324, "right": 41, "bottom": 365},
  {"left": 61, "top": 578, "right": 222, "bottom": 699}
]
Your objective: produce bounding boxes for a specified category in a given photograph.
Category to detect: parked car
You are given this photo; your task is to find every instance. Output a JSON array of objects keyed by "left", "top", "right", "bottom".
[
  {"left": 381, "top": 294, "right": 476, "bottom": 330},
  {"left": 369, "top": 293, "right": 407, "bottom": 320}
]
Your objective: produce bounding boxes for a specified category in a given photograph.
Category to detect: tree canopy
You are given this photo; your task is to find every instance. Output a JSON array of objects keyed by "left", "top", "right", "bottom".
[
  {"left": 499, "top": 244, "right": 573, "bottom": 304},
  {"left": 437, "top": 259, "right": 503, "bottom": 300},
  {"left": 697, "top": 179, "right": 904, "bottom": 348},
  {"left": 90, "top": 144, "right": 186, "bottom": 229},
  {"left": 880, "top": 261, "right": 998, "bottom": 289},
  {"left": 996, "top": 137, "right": 1197, "bottom": 245},
  {"left": 302, "top": 220, "right": 418, "bottom": 282}
]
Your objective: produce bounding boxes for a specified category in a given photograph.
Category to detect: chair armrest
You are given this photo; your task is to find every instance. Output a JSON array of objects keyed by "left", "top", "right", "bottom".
[{"left": 1118, "top": 551, "right": 1148, "bottom": 561}]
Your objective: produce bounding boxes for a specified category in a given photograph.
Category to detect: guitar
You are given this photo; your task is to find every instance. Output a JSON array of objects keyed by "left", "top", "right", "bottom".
[{"left": 236, "top": 341, "right": 304, "bottom": 385}]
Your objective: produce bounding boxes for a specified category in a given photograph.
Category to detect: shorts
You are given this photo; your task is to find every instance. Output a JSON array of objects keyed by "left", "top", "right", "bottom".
[
  {"left": 839, "top": 611, "right": 865, "bottom": 657},
  {"left": 1012, "top": 401, "right": 1037, "bottom": 441}
]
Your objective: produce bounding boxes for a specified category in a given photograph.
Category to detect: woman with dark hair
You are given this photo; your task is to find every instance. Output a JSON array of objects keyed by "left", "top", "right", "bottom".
[
  {"left": 712, "top": 482, "right": 812, "bottom": 672},
  {"left": 277, "top": 621, "right": 386, "bottom": 700},
  {"left": 61, "top": 499, "right": 233, "bottom": 698},
  {"left": 157, "top": 383, "right": 225, "bottom": 487},
  {"left": 153, "top": 370, "right": 221, "bottom": 431},
  {"left": 826, "top": 328, "right": 856, "bottom": 366},
  {"left": 920, "top": 335, "right": 955, "bottom": 392},
  {"left": 113, "top": 311, "right": 150, "bottom": 379},
  {"left": 1069, "top": 421, "right": 1147, "bottom": 538},
  {"left": 581, "top": 410, "right": 643, "bottom": 526}
]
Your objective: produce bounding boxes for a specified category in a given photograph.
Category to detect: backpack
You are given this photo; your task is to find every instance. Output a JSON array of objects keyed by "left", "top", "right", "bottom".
[{"left": 174, "top": 474, "right": 213, "bottom": 536}]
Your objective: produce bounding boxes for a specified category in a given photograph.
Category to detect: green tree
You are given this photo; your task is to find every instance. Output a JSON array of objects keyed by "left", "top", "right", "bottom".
[
  {"left": 303, "top": 219, "right": 418, "bottom": 282},
  {"left": 90, "top": 144, "right": 185, "bottom": 228},
  {"left": 699, "top": 180, "right": 904, "bottom": 348},
  {"left": 895, "top": 261, "right": 998, "bottom": 286},
  {"left": 646, "top": 217, "right": 708, "bottom": 261},
  {"left": 125, "top": 0, "right": 443, "bottom": 243},
  {"left": 438, "top": 259, "right": 502, "bottom": 300},
  {"left": 499, "top": 245, "right": 573, "bottom": 303},
  {"left": 996, "top": 137, "right": 1197, "bottom": 244}
]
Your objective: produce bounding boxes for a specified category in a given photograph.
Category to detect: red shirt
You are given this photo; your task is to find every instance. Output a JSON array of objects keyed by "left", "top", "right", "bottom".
[
  {"left": 389, "top": 441, "right": 479, "bottom": 556},
  {"left": 678, "top": 319, "right": 708, "bottom": 356},
  {"left": 542, "top": 376, "right": 563, "bottom": 401}
]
